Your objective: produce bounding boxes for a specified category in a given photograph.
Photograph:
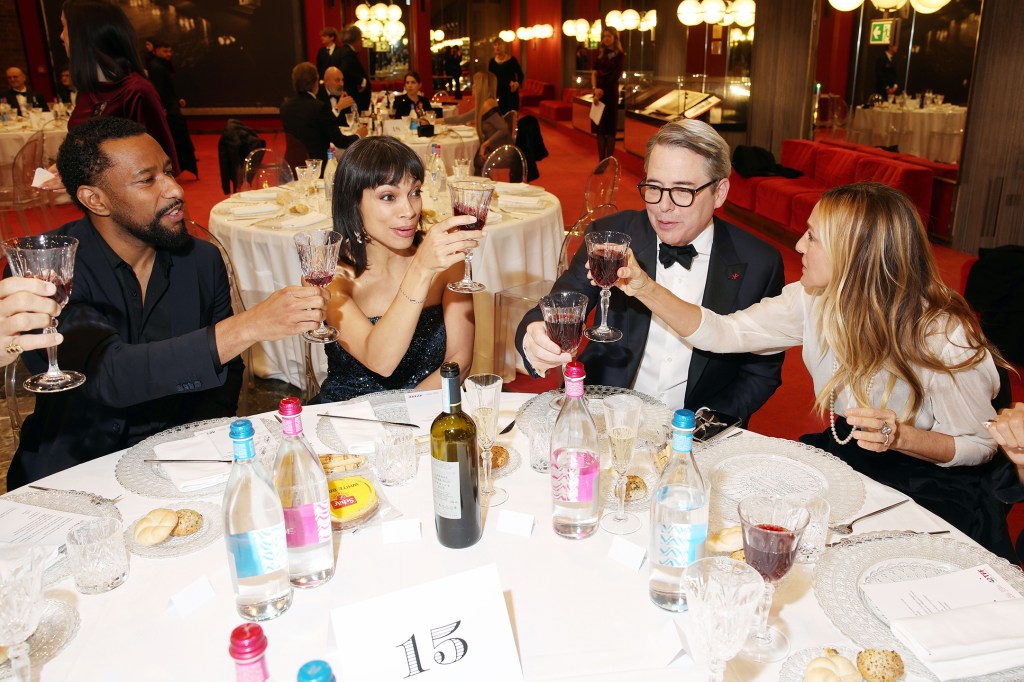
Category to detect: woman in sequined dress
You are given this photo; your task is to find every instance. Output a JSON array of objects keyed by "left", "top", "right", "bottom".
[{"left": 313, "top": 136, "right": 480, "bottom": 403}]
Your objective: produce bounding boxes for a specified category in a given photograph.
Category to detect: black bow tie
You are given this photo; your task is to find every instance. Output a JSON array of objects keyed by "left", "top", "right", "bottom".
[{"left": 658, "top": 243, "right": 698, "bottom": 269}]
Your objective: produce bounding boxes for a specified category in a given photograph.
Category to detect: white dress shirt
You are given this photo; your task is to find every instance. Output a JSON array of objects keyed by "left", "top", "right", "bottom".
[{"left": 632, "top": 222, "right": 715, "bottom": 410}]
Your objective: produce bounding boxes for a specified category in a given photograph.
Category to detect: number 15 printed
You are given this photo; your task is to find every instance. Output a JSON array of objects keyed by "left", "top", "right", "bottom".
[{"left": 397, "top": 621, "right": 468, "bottom": 677}]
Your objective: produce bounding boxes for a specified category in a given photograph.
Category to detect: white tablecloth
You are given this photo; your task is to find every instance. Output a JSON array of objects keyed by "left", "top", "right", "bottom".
[
  {"left": 6, "top": 396, "right": 977, "bottom": 681},
  {"left": 852, "top": 105, "right": 967, "bottom": 163},
  {"left": 379, "top": 123, "right": 480, "bottom": 172},
  {"left": 0, "top": 120, "right": 67, "bottom": 186},
  {"left": 208, "top": 182, "right": 562, "bottom": 390}
]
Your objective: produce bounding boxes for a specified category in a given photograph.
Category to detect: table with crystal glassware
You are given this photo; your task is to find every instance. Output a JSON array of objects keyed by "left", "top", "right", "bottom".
[
  {"left": 851, "top": 104, "right": 967, "bottom": 163},
  {"left": 0, "top": 119, "right": 67, "bottom": 186},
  {"left": 6, "top": 387, "right": 1021, "bottom": 681},
  {"left": 208, "top": 182, "right": 562, "bottom": 391}
]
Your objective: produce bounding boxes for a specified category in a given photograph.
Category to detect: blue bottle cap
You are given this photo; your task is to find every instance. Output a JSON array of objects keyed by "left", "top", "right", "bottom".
[
  {"left": 297, "top": 660, "right": 335, "bottom": 682},
  {"left": 229, "top": 419, "right": 254, "bottom": 440},
  {"left": 672, "top": 409, "right": 695, "bottom": 429}
]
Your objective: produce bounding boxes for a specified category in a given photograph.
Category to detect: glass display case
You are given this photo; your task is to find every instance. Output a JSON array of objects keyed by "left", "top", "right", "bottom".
[{"left": 624, "top": 76, "right": 749, "bottom": 130}]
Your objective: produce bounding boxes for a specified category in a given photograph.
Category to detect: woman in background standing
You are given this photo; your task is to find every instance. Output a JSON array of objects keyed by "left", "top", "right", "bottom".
[
  {"left": 591, "top": 27, "right": 625, "bottom": 161},
  {"left": 488, "top": 38, "right": 523, "bottom": 115}
]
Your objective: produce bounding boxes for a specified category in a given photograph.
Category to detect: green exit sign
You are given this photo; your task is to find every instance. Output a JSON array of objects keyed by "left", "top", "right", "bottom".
[{"left": 870, "top": 19, "right": 895, "bottom": 45}]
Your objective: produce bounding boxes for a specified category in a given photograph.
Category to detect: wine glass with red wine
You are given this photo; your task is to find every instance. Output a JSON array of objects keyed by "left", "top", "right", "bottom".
[
  {"left": 2, "top": 235, "right": 85, "bottom": 393},
  {"left": 583, "top": 231, "right": 631, "bottom": 343},
  {"left": 447, "top": 179, "right": 494, "bottom": 293},
  {"left": 539, "top": 291, "right": 588, "bottom": 409},
  {"left": 737, "top": 495, "right": 810, "bottom": 663},
  {"left": 293, "top": 229, "right": 342, "bottom": 343}
]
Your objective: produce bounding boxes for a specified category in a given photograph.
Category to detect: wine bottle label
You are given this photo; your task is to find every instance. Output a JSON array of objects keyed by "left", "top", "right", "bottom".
[
  {"left": 654, "top": 523, "right": 708, "bottom": 567},
  {"left": 227, "top": 524, "right": 288, "bottom": 579},
  {"left": 431, "top": 459, "right": 462, "bottom": 519},
  {"left": 282, "top": 501, "right": 332, "bottom": 548}
]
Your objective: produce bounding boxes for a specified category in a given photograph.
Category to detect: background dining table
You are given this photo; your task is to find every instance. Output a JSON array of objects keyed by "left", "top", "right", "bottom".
[
  {"left": 378, "top": 122, "right": 480, "bottom": 170},
  {"left": 3, "top": 391, "right": 991, "bottom": 682},
  {"left": 0, "top": 119, "right": 67, "bottom": 186},
  {"left": 851, "top": 104, "right": 967, "bottom": 163},
  {"left": 208, "top": 180, "right": 563, "bottom": 391}
]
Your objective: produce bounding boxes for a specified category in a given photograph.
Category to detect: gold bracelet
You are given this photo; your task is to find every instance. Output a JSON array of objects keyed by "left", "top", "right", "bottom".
[{"left": 398, "top": 285, "right": 426, "bottom": 305}]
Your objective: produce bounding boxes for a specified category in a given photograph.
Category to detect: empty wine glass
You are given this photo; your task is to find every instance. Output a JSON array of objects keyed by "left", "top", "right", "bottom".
[
  {"left": 2, "top": 235, "right": 85, "bottom": 392},
  {"left": 293, "top": 229, "right": 342, "bottom": 344},
  {"left": 540, "top": 291, "right": 588, "bottom": 410},
  {"left": 584, "top": 231, "right": 631, "bottom": 343},
  {"left": 738, "top": 495, "right": 810, "bottom": 662},
  {"left": 682, "top": 557, "right": 765, "bottom": 682},
  {"left": 464, "top": 373, "right": 506, "bottom": 506},
  {"left": 447, "top": 179, "right": 494, "bottom": 293},
  {"left": 600, "top": 394, "right": 643, "bottom": 534},
  {"left": 0, "top": 544, "right": 49, "bottom": 682},
  {"left": 304, "top": 158, "right": 323, "bottom": 179}
]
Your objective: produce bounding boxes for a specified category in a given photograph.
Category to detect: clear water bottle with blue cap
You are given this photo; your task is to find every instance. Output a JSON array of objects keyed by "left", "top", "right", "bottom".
[
  {"left": 223, "top": 418, "right": 293, "bottom": 621},
  {"left": 297, "top": 659, "right": 335, "bottom": 682},
  {"left": 648, "top": 409, "right": 708, "bottom": 611}
]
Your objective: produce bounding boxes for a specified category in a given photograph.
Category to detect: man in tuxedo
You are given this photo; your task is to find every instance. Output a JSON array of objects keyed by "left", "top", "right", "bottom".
[
  {"left": 875, "top": 43, "right": 900, "bottom": 99},
  {"left": 338, "top": 25, "right": 371, "bottom": 112},
  {"left": 3, "top": 67, "right": 47, "bottom": 115},
  {"left": 516, "top": 120, "right": 785, "bottom": 424},
  {"left": 316, "top": 27, "right": 344, "bottom": 79},
  {"left": 281, "top": 62, "right": 363, "bottom": 166},
  {"left": 55, "top": 69, "right": 76, "bottom": 106},
  {"left": 317, "top": 66, "right": 354, "bottom": 117}
]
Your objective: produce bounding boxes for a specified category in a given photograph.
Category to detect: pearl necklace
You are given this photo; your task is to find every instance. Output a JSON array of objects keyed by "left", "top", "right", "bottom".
[{"left": 829, "top": 362, "right": 876, "bottom": 446}]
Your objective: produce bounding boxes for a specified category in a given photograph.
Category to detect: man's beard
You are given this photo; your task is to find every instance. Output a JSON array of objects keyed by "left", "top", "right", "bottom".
[{"left": 115, "top": 200, "right": 191, "bottom": 253}]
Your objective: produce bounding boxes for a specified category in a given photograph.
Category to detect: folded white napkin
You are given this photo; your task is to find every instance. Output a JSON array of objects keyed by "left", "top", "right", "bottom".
[
  {"left": 495, "top": 181, "right": 544, "bottom": 195},
  {"left": 279, "top": 210, "right": 328, "bottom": 229},
  {"left": 229, "top": 202, "right": 278, "bottom": 217},
  {"left": 238, "top": 189, "right": 281, "bottom": 202},
  {"left": 891, "top": 598, "right": 1024, "bottom": 680},
  {"left": 32, "top": 167, "right": 56, "bottom": 188},
  {"left": 152, "top": 432, "right": 231, "bottom": 492},
  {"left": 316, "top": 401, "right": 387, "bottom": 455},
  {"left": 497, "top": 194, "right": 545, "bottom": 209}
]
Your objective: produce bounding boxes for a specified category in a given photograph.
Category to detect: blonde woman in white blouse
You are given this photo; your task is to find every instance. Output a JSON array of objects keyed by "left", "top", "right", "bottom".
[{"left": 605, "top": 182, "right": 1016, "bottom": 560}]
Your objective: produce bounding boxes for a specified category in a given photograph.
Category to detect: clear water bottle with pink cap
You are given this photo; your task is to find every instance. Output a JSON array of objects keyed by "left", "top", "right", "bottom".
[{"left": 549, "top": 361, "right": 601, "bottom": 539}]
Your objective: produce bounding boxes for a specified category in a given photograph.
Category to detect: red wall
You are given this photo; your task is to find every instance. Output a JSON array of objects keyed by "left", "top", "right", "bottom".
[
  {"left": 17, "top": 0, "right": 53, "bottom": 100},
  {"left": 303, "top": 0, "right": 342, "bottom": 64},
  {"left": 816, "top": 0, "right": 855, "bottom": 99},
  {"left": 521, "top": 1, "right": 563, "bottom": 91}
]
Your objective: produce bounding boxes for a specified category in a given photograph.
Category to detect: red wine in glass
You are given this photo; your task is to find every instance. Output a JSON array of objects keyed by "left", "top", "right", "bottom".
[
  {"left": 744, "top": 523, "right": 799, "bottom": 583},
  {"left": 304, "top": 272, "right": 335, "bottom": 288},
  {"left": 452, "top": 202, "right": 488, "bottom": 231},
  {"left": 589, "top": 246, "right": 627, "bottom": 288},
  {"left": 545, "top": 312, "right": 585, "bottom": 356}
]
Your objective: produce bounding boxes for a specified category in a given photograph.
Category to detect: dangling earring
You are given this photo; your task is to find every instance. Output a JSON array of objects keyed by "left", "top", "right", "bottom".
[{"left": 354, "top": 229, "right": 364, "bottom": 244}]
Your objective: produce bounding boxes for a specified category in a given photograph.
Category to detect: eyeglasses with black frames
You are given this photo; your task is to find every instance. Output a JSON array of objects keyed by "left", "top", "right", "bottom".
[{"left": 636, "top": 179, "right": 718, "bottom": 208}]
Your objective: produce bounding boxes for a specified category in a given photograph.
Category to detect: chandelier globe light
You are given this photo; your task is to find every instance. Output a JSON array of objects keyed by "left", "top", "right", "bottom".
[
  {"left": 387, "top": 4, "right": 402, "bottom": 21},
  {"left": 677, "top": 0, "right": 703, "bottom": 26},
  {"left": 621, "top": 9, "right": 641, "bottom": 29},
  {"left": 563, "top": 20, "right": 577, "bottom": 36},
  {"left": 827, "top": 0, "right": 863, "bottom": 8},
  {"left": 371, "top": 3, "right": 388, "bottom": 21},
  {"left": 355, "top": 3, "right": 370, "bottom": 21},
  {"left": 498, "top": 29, "right": 515, "bottom": 42},
  {"left": 605, "top": 10, "right": 623, "bottom": 30},
  {"left": 909, "top": 0, "right": 950, "bottom": 12},
  {"left": 640, "top": 9, "right": 657, "bottom": 31},
  {"left": 872, "top": 0, "right": 907, "bottom": 8},
  {"left": 721, "top": 8, "right": 734, "bottom": 25},
  {"left": 365, "top": 19, "right": 384, "bottom": 39},
  {"left": 733, "top": 0, "right": 756, "bottom": 27},
  {"left": 701, "top": 0, "right": 727, "bottom": 24}
]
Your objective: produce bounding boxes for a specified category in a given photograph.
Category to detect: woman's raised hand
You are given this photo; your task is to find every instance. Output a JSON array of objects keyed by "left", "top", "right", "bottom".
[
  {"left": 414, "top": 214, "right": 483, "bottom": 273},
  {"left": 584, "top": 248, "right": 650, "bottom": 296}
]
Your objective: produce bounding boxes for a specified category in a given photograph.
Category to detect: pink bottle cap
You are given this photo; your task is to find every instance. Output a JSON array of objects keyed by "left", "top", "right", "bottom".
[
  {"left": 229, "top": 623, "right": 267, "bottom": 661},
  {"left": 563, "top": 361, "right": 585, "bottom": 380},
  {"left": 278, "top": 396, "right": 302, "bottom": 416}
]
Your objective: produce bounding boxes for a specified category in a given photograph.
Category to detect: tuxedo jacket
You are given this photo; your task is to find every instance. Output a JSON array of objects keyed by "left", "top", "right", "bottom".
[
  {"left": 2, "top": 88, "right": 47, "bottom": 116},
  {"left": 316, "top": 45, "right": 345, "bottom": 78},
  {"left": 516, "top": 211, "right": 786, "bottom": 423},
  {"left": 338, "top": 44, "right": 371, "bottom": 112},
  {"left": 280, "top": 92, "right": 357, "bottom": 164}
]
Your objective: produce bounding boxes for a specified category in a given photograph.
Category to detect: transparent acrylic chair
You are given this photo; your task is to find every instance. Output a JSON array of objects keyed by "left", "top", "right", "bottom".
[
  {"left": 242, "top": 148, "right": 295, "bottom": 190},
  {"left": 583, "top": 157, "right": 620, "bottom": 216},
  {"left": 482, "top": 144, "right": 528, "bottom": 184}
]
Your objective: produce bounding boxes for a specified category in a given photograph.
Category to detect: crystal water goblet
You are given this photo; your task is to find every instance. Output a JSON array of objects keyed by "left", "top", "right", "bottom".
[
  {"left": 464, "top": 373, "right": 506, "bottom": 506},
  {"left": 584, "top": 231, "right": 631, "bottom": 343},
  {"left": 294, "top": 229, "right": 342, "bottom": 343},
  {"left": 0, "top": 544, "right": 49, "bottom": 682},
  {"left": 447, "top": 180, "right": 493, "bottom": 293},
  {"left": 2, "top": 235, "right": 85, "bottom": 392}
]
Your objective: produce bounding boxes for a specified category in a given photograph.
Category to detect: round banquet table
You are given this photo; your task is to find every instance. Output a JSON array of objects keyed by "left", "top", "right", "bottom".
[
  {"left": 0, "top": 119, "right": 67, "bottom": 186},
  {"left": 378, "top": 122, "right": 480, "bottom": 170},
  {"left": 851, "top": 104, "right": 967, "bottom": 163},
  {"left": 1, "top": 393, "right": 979, "bottom": 682},
  {"left": 208, "top": 181, "right": 563, "bottom": 391}
]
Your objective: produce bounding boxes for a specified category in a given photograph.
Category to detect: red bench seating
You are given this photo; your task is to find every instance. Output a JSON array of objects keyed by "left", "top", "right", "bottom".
[{"left": 538, "top": 88, "right": 581, "bottom": 122}]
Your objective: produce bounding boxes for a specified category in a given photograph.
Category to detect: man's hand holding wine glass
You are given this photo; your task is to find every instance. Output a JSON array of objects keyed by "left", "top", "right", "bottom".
[
  {"left": 0, "top": 277, "right": 64, "bottom": 366},
  {"left": 214, "top": 286, "right": 328, "bottom": 363}
]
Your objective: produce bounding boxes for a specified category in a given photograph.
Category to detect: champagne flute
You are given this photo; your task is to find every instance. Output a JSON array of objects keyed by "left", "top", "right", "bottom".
[
  {"left": 2, "top": 235, "right": 85, "bottom": 392},
  {"left": 584, "top": 231, "right": 631, "bottom": 343},
  {"left": 682, "top": 557, "right": 765, "bottom": 682},
  {"left": 600, "top": 394, "right": 643, "bottom": 534},
  {"left": 540, "top": 291, "right": 588, "bottom": 410},
  {"left": 464, "top": 373, "right": 506, "bottom": 506},
  {"left": 0, "top": 544, "right": 49, "bottom": 682},
  {"left": 293, "top": 229, "right": 342, "bottom": 344},
  {"left": 738, "top": 495, "right": 810, "bottom": 662},
  {"left": 447, "top": 179, "right": 494, "bottom": 293}
]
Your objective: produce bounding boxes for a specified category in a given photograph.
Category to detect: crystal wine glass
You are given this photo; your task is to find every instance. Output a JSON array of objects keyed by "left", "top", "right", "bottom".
[
  {"left": 738, "top": 495, "right": 810, "bottom": 662},
  {"left": 447, "top": 179, "right": 494, "bottom": 293},
  {"left": 304, "top": 158, "right": 323, "bottom": 179},
  {"left": 2, "top": 235, "right": 85, "bottom": 392},
  {"left": 0, "top": 544, "right": 50, "bottom": 682},
  {"left": 584, "top": 231, "right": 631, "bottom": 343},
  {"left": 540, "top": 291, "right": 588, "bottom": 410},
  {"left": 464, "top": 373, "right": 506, "bottom": 506},
  {"left": 293, "top": 229, "right": 342, "bottom": 344},
  {"left": 682, "top": 557, "right": 765, "bottom": 682},
  {"left": 600, "top": 394, "right": 643, "bottom": 534}
]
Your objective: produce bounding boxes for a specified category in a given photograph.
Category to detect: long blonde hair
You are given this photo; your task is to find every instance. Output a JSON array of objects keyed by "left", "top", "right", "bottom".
[
  {"left": 470, "top": 71, "right": 498, "bottom": 135},
  {"left": 812, "top": 182, "right": 994, "bottom": 421}
]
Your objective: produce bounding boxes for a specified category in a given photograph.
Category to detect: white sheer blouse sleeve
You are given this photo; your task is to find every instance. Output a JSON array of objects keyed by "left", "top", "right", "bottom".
[{"left": 686, "top": 282, "right": 809, "bottom": 355}]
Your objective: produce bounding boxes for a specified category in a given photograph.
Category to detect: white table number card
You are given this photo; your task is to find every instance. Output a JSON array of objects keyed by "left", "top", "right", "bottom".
[{"left": 330, "top": 563, "right": 524, "bottom": 681}]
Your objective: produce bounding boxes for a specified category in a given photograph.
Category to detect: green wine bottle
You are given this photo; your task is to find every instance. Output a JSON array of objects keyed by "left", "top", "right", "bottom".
[{"left": 430, "top": 362, "right": 482, "bottom": 549}]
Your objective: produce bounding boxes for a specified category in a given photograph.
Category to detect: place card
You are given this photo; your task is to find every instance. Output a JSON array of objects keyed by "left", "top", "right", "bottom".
[
  {"left": 382, "top": 518, "right": 421, "bottom": 544},
  {"left": 330, "top": 564, "right": 523, "bottom": 681},
  {"left": 496, "top": 510, "right": 534, "bottom": 537},
  {"left": 607, "top": 536, "right": 646, "bottom": 572},
  {"left": 404, "top": 390, "right": 441, "bottom": 434},
  {"left": 167, "top": 575, "right": 216, "bottom": 619},
  {"left": 861, "top": 563, "right": 1021, "bottom": 622}
]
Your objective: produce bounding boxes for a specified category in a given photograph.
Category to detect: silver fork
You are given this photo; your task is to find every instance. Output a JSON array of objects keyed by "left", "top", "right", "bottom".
[{"left": 828, "top": 499, "right": 909, "bottom": 535}]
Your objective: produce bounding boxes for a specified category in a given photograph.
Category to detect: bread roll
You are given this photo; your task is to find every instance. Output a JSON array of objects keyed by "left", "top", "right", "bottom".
[
  {"left": 134, "top": 508, "right": 179, "bottom": 546},
  {"left": 624, "top": 474, "right": 648, "bottom": 501},
  {"left": 857, "top": 649, "right": 904, "bottom": 682},
  {"left": 171, "top": 508, "right": 204, "bottom": 537}
]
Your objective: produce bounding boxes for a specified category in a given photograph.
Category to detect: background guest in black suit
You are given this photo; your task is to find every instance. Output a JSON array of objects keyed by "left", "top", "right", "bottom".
[
  {"left": 317, "top": 66, "right": 354, "bottom": 117},
  {"left": 148, "top": 39, "right": 198, "bottom": 177},
  {"left": 55, "top": 68, "right": 76, "bottom": 106},
  {"left": 316, "top": 27, "right": 344, "bottom": 79},
  {"left": 339, "top": 25, "right": 371, "bottom": 112},
  {"left": 3, "top": 66, "right": 48, "bottom": 115},
  {"left": 517, "top": 120, "right": 785, "bottom": 424},
  {"left": 281, "top": 62, "right": 363, "bottom": 167},
  {"left": 874, "top": 43, "right": 900, "bottom": 99}
]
